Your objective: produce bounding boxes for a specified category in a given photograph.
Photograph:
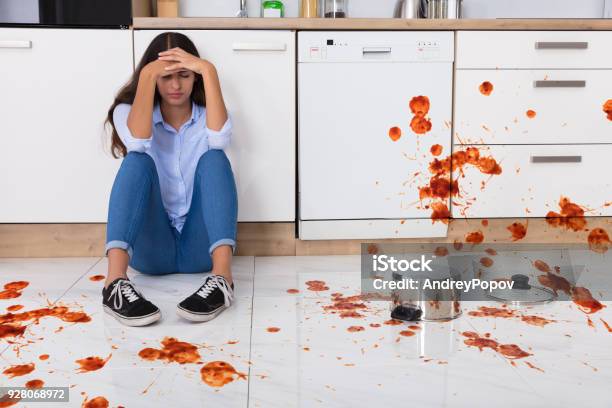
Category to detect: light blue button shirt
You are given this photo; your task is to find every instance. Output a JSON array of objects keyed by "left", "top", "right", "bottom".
[{"left": 112, "top": 101, "right": 232, "bottom": 233}]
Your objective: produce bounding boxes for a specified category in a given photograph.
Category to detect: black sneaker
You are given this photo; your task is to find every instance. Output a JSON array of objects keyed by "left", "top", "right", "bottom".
[
  {"left": 102, "top": 277, "right": 161, "bottom": 327},
  {"left": 176, "top": 275, "right": 234, "bottom": 322}
]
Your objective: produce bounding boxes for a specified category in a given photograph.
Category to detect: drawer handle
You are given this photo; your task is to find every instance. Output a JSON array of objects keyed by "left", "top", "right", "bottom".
[
  {"left": 232, "top": 42, "right": 286, "bottom": 51},
  {"left": 531, "top": 156, "right": 582, "bottom": 163},
  {"left": 363, "top": 47, "right": 392, "bottom": 54},
  {"left": 0, "top": 40, "right": 32, "bottom": 49},
  {"left": 533, "top": 80, "right": 586, "bottom": 88},
  {"left": 535, "top": 41, "right": 588, "bottom": 50}
]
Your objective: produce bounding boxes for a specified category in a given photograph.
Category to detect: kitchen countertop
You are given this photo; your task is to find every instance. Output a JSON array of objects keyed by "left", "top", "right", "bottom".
[{"left": 133, "top": 17, "right": 612, "bottom": 30}]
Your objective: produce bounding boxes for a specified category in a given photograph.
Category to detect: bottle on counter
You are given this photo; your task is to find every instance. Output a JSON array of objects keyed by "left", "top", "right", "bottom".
[
  {"left": 323, "top": 0, "right": 347, "bottom": 18},
  {"left": 261, "top": 0, "right": 285, "bottom": 17},
  {"left": 300, "top": 0, "right": 318, "bottom": 17}
]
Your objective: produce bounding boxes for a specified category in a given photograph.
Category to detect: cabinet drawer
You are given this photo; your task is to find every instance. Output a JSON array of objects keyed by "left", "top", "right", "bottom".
[
  {"left": 457, "top": 31, "right": 612, "bottom": 69},
  {"left": 454, "top": 70, "right": 612, "bottom": 145},
  {"left": 452, "top": 145, "right": 612, "bottom": 218}
]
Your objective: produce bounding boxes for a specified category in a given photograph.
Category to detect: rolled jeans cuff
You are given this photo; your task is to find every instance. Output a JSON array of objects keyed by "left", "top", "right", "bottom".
[
  {"left": 105, "top": 240, "right": 134, "bottom": 259},
  {"left": 209, "top": 238, "right": 236, "bottom": 256}
]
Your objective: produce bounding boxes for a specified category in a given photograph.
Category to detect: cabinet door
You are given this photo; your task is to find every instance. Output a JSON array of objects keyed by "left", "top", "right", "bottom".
[
  {"left": 454, "top": 69, "right": 612, "bottom": 145},
  {"left": 452, "top": 144, "right": 612, "bottom": 218},
  {"left": 134, "top": 30, "right": 296, "bottom": 222},
  {"left": 0, "top": 28, "right": 131, "bottom": 222}
]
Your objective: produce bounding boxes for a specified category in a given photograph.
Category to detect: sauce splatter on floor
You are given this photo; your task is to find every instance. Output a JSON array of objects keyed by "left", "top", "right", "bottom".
[
  {"left": 25, "top": 379, "right": 44, "bottom": 389},
  {"left": 266, "top": 327, "right": 280, "bottom": 333},
  {"left": 536, "top": 272, "right": 604, "bottom": 314},
  {"left": 465, "top": 231, "right": 485, "bottom": 244},
  {"left": 480, "top": 257, "right": 494, "bottom": 267},
  {"left": 479, "top": 81, "right": 494, "bottom": 96},
  {"left": 88, "top": 275, "right": 105, "bottom": 282},
  {"left": 388, "top": 126, "right": 402, "bottom": 141},
  {"left": 286, "top": 288, "right": 300, "bottom": 294},
  {"left": 0, "top": 281, "right": 29, "bottom": 300},
  {"left": 463, "top": 331, "right": 531, "bottom": 359},
  {"left": 603, "top": 99, "right": 612, "bottom": 120},
  {"left": 138, "top": 337, "right": 201, "bottom": 364},
  {"left": 6, "top": 305, "right": 23, "bottom": 312},
  {"left": 588, "top": 228, "right": 610, "bottom": 253},
  {"left": 526, "top": 109, "right": 537, "bottom": 119},
  {"left": 545, "top": 197, "right": 587, "bottom": 232},
  {"left": 430, "top": 144, "right": 443, "bottom": 156},
  {"left": 2, "top": 363, "right": 35, "bottom": 378},
  {"left": 468, "top": 306, "right": 556, "bottom": 327},
  {"left": 82, "top": 396, "right": 109, "bottom": 408},
  {"left": 200, "top": 361, "right": 247, "bottom": 388},
  {"left": 306, "top": 280, "right": 329, "bottom": 292},
  {"left": 347, "top": 326, "right": 365, "bottom": 333},
  {"left": 409, "top": 96, "right": 432, "bottom": 135},
  {"left": 75, "top": 354, "right": 112, "bottom": 373},
  {"left": 323, "top": 293, "right": 368, "bottom": 318}
]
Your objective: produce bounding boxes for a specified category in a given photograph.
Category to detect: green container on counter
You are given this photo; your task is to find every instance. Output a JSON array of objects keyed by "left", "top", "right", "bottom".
[{"left": 261, "top": 0, "right": 284, "bottom": 17}]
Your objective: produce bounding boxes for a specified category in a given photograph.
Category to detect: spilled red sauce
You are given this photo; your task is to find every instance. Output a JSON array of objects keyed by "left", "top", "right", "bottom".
[
  {"left": 138, "top": 337, "right": 201, "bottom": 364},
  {"left": 39, "top": 354, "right": 49, "bottom": 360},
  {"left": 25, "top": 379, "right": 44, "bottom": 389},
  {"left": 399, "top": 330, "right": 415, "bottom": 337},
  {"left": 603, "top": 99, "right": 612, "bottom": 120},
  {"left": 306, "top": 280, "right": 329, "bottom": 292},
  {"left": 0, "top": 324, "right": 26, "bottom": 339},
  {"left": 200, "top": 361, "right": 247, "bottom": 387},
  {"left": 479, "top": 81, "right": 494, "bottom": 96},
  {"left": 82, "top": 396, "right": 109, "bottom": 408},
  {"left": 367, "top": 244, "right": 379, "bottom": 254},
  {"left": 0, "top": 281, "right": 29, "bottom": 300},
  {"left": 526, "top": 109, "right": 537, "bottom": 119},
  {"left": 266, "top": 327, "right": 280, "bottom": 333},
  {"left": 430, "top": 201, "right": 451, "bottom": 224},
  {"left": 453, "top": 240, "right": 463, "bottom": 251},
  {"left": 507, "top": 222, "right": 527, "bottom": 241},
  {"left": 533, "top": 260, "right": 551, "bottom": 273},
  {"left": 463, "top": 331, "right": 531, "bottom": 359},
  {"left": 536, "top": 272, "right": 605, "bottom": 314},
  {"left": 545, "top": 197, "right": 587, "bottom": 232},
  {"left": 468, "top": 306, "right": 555, "bottom": 327},
  {"left": 369, "top": 323, "right": 381, "bottom": 328},
  {"left": 601, "top": 319, "right": 612, "bottom": 332},
  {"left": 409, "top": 96, "right": 432, "bottom": 135},
  {"left": 89, "top": 275, "right": 105, "bottom": 282},
  {"left": 2, "top": 363, "right": 35, "bottom": 378},
  {"left": 430, "top": 144, "right": 443, "bottom": 156},
  {"left": 537, "top": 272, "right": 571, "bottom": 296},
  {"left": 75, "top": 354, "right": 112, "bottom": 373},
  {"left": 525, "top": 361, "right": 545, "bottom": 373},
  {"left": 480, "top": 257, "right": 494, "bottom": 267},
  {"left": 520, "top": 315, "right": 556, "bottom": 327},
  {"left": 485, "top": 248, "right": 497, "bottom": 256},
  {"left": 286, "top": 288, "right": 300, "bottom": 294},
  {"left": 434, "top": 246, "right": 449, "bottom": 257},
  {"left": 588, "top": 228, "right": 611, "bottom": 254},
  {"left": 384, "top": 319, "right": 404, "bottom": 326},
  {"left": 347, "top": 326, "right": 365, "bottom": 333},
  {"left": 465, "top": 231, "right": 484, "bottom": 244},
  {"left": 388, "top": 126, "right": 402, "bottom": 142},
  {"left": 323, "top": 293, "right": 368, "bottom": 318},
  {"left": 587, "top": 316, "right": 595, "bottom": 328},
  {"left": 6, "top": 305, "right": 23, "bottom": 312},
  {"left": 481, "top": 219, "right": 489, "bottom": 227}
]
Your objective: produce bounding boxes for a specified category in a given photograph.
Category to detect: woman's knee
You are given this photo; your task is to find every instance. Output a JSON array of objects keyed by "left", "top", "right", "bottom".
[
  {"left": 119, "top": 151, "right": 156, "bottom": 176},
  {"left": 196, "top": 149, "right": 231, "bottom": 173}
]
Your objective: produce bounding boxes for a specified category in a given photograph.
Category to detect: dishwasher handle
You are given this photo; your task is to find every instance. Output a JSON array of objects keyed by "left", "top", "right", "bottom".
[{"left": 362, "top": 47, "right": 392, "bottom": 55}]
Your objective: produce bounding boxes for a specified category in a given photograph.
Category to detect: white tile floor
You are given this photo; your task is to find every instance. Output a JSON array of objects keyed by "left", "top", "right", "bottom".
[{"left": 1, "top": 255, "right": 611, "bottom": 407}]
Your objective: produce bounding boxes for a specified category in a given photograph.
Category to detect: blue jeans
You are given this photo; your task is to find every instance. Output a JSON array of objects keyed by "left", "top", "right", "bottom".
[{"left": 105, "top": 149, "right": 238, "bottom": 275}]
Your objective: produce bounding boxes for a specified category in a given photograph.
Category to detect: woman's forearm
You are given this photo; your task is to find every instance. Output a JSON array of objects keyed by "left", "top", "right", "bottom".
[
  {"left": 200, "top": 62, "right": 228, "bottom": 131},
  {"left": 127, "top": 69, "right": 157, "bottom": 139}
]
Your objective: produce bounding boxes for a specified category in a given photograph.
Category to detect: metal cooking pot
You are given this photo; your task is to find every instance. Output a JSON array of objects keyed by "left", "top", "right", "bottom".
[
  {"left": 390, "top": 264, "right": 462, "bottom": 322},
  {"left": 393, "top": 0, "right": 425, "bottom": 18}
]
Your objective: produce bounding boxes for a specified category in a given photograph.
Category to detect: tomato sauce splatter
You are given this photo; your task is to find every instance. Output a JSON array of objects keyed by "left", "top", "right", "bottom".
[
  {"left": 536, "top": 272, "right": 604, "bottom": 314},
  {"left": 384, "top": 319, "right": 404, "bottom": 326},
  {"left": 0, "top": 324, "right": 26, "bottom": 339},
  {"left": 306, "top": 280, "right": 329, "bottom": 292},
  {"left": 465, "top": 231, "right": 484, "bottom": 244},
  {"left": 200, "top": 361, "right": 247, "bottom": 388},
  {"left": 388, "top": 126, "right": 402, "bottom": 142},
  {"left": 323, "top": 293, "right": 368, "bottom": 318},
  {"left": 347, "top": 326, "right": 365, "bottom": 333},
  {"left": 75, "top": 354, "right": 112, "bottom": 373},
  {"left": 533, "top": 260, "right": 551, "bottom": 273},
  {"left": 286, "top": 288, "right": 300, "bottom": 294},
  {"left": 479, "top": 81, "right": 494, "bottom": 96},
  {"left": 38, "top": 354, "right": 49, "bottom": 360},
  {"left": 430, "top": 144, "right": 443, "bottom": 156},
  {"left": 545, "top": 197, "right": 587, "bottom": 232},
  {"left": 409, "top": 96, "right": 432, "bottom": 135},
  {"left": 453, "top": 240, "right": 463, "bottom": 251},
  {"left": 138, "top": 337, "right": 201, "bottom": 364},
  {"left": 399, "top": 330, "right": 415, "bottom": 337},
  {"left": 468, "top": 307, "right": 555, "bottom": 327},
  {"left": 6, "top": 305, "right": 23, "bottom": 312},
  {"left": 526, "top": 109, "right": 537, "bottom": 119},
  {"left": 2, "top": 363, "right": 35, "bottom": 378},
  {"left": 0, "top": 305, "right": 91, "bottom": 328},
  {"left": 369, "top": 323, "right": 381, "bottom": 328},
  {"left": 25, "top": 379, "right": 44, "bottom": 389},
  {"left": 601, "top": 319, "right": 612, "bottom": 332},
  {"left": 480, "top": 257, "right": 494, "bottom": 267},
  {"left": 89, "top": 275, "right": 105, "bottom": 282},
  {"left": 481, "top": 219, "right": 489, "bottom": 227},
  {"left": 367, "top": 244, "right": 379, "bottom": 254},
  {"left": 520, "top": 315, "right": 556, "bottom": 327},
  {"left": 430, "top": 201, "right": 451, "bottom": 224},
  {"left": 525, "top": 361, "right": 545, "bottom": 373},
  {"left": 588, "top": 228, "right": 610, "bottom": 254},
  {"left": 434, "top": 246, "right": 449, "bottom": 257},
  {"left": 82, "top": 396, "right": 109, "bottom": 408},
  {"left": 0, "top": 281, "right": 29, "bottom": 300},
  {"left": 485, "top": 248, "right": 497, "bottom": 256},
  {"left": 0, "top": 394, "right": 20, "bottom": 407},
  {"left": 463, "top": 331, "right": 531, "bottom": 359},
  {"left": 266, "top": 327, "right": 280, "bottom": 333},
  {"left": 603, "top": 99, "right": 612, "bottom": 120},
  {"left": 507, "top": 222, "right": 527, "bottom": 241}
]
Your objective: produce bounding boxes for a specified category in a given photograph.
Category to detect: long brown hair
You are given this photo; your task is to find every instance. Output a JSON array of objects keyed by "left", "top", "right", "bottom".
[{"left": 105, "top": 32, "right": 206, "bottom": 158}]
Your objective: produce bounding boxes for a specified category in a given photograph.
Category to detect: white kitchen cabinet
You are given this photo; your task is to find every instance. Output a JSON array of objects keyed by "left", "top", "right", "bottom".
[
  {"left": 0, "top": 28, "right": 131, "bottom": 222},
  {"left": 133, "top": 30, "right": 295, "bottom": 222},
  {"left": 456, "top": 31, "right": 612, "bottom": 69},
  {"left": 452, "top": 144, "right": 612, "bottom": 218},
  {"left": 454, "top": 69, "right": 612, "bottom": 145}
]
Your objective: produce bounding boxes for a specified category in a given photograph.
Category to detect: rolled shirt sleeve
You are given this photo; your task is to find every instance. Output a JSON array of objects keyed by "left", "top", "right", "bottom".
[
  {"left": 113, "top": 103, "right": 153, "bottom": 153},
  {"left": 206, "top": 112, "right": 233, "bottom": 150}
]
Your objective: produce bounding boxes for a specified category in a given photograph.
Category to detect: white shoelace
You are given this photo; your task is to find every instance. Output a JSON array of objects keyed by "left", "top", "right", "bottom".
[
  {"left": 109, "top": 280, "right": 142, "bottom": 310},
  {"left": 196, "top": 275, "right": 234, "bottom": 307}
]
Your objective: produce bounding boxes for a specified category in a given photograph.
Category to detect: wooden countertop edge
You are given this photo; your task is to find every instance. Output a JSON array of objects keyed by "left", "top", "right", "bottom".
[{"left": 133, "top": 17, "right": 612, "bottom": 30}]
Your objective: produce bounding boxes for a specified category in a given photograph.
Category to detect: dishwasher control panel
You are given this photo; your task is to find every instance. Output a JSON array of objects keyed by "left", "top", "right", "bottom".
[{"left": 298, "top": 31, "right": 454, "bottom": 63}]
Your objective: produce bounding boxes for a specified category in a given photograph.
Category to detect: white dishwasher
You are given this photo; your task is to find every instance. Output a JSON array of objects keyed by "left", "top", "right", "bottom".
[{"left": 298, "top": 31, "right": 455, "bottom": 240}]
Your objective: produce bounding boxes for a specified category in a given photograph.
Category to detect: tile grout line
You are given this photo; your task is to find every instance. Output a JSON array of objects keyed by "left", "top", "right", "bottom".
[
  {"left": 0, "top": 256, "right": 105, "bottom": 358},
  {"left": 246, "top": 256, "right": 256, "bottom": 408}
]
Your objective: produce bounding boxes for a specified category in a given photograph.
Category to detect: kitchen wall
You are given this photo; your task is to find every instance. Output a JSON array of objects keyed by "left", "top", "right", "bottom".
[{"left": 179, "top": 0, "right": 608, "bottom": 18}]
